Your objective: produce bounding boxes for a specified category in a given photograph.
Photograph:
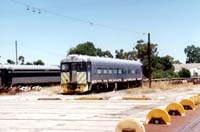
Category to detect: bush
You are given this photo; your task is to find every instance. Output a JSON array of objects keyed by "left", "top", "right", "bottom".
[
  {"left": 152, "top": 70, "right": 179, "bottom": 79},
  {"left": 178, "top": 68, "right": 191, "bottom": 78}
]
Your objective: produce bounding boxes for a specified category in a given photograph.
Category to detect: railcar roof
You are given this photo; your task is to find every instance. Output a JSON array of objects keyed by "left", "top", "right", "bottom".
[
  {"left": 0, "top": 64, "right": 60, "bottom": 70},
  {"left": 61, "top": 54, "right": 142, "bottom": 66}
]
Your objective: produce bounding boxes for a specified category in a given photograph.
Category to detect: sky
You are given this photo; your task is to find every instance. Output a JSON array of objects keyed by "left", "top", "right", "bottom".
[{"left": 1, "top": 0, "right": 200, "bottom": 65}]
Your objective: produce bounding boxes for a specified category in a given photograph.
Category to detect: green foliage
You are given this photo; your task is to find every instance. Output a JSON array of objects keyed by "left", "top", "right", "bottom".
[
  {"left": 96, "top": 48, "right": 113, "bottom": 58},
  {"left": 115, "top": 40, "right": 178, "bottom": 79},
  {"left": 7, "top": 59, "right": 15, "bottom": 64},
  {"left": 102, "top": 50, "right": 113, "bottom": 58},
  {"left": 6, "top": 56, "right": 44, "bottom": 65},
  {"left": 18, "top": 56, "right": 25, "bottom": 65},
  {"left": 25, "top": 62, "right": 33, "bottom": 65},
  {"left": 68, "top": 42, "right": 96, "bottom": 56},
  {"left": 178, "top": 68, "right": 191, "bottom": 78},
  {"left": 68, "top": 41, "right": 113, "bottom": 58},
  {"left": 152, "top": 70, "right": 178, "bottom": 79},
  {"left": 33, "top": 59, "right": 45, "bottom": 65},
  {"left": 133, "top": 40, "right": 175, "bottom": 78},
  {"left": 141, "top": 55, "right": 175, "bottom": 78},
  {"left": 173, "top": 60, "right": 182, "bottom": 64},
  {"left": 184, "top": 45, "right": 200, "bottom": 63},
  {"left": 135, "top": 39, "right": 158, "bottom": 61},
  {"left": 115, "top": 49, "right": 137, "bottom": 60},
  {"left": 115, "top": 49, "right": 124, "bottom": 59}
]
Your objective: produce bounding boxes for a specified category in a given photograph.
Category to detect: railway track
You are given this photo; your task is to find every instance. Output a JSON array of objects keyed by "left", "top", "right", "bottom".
[{"left": 143, "top": 77, "right": 200, "bottom": 85}]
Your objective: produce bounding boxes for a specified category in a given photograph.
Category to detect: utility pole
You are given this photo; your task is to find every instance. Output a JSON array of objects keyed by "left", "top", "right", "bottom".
[
  {"left": 147, "top": 33, "right": 152, "bottom": 88},
  {"left": 15, "top": 40, "right": 18, "bottom": 65}
]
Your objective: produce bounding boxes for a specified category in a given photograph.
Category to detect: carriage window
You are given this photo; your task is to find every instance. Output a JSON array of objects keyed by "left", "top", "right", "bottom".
[
  {"left": 77, "top": 63, "right": 87, "bottom": 72},
  {"left": 123, "top": 69, "right": 126, "bottom": 74},
  {"left": 128, "top": 69, "right": 132, "bottom": 74},
  {"left": 97, "top": 68, "right": 102, "bottom": 74},
  {"left": 108, "top": 68, "right": 112, "bottom": 74},
  {"left": 118, "top": 69, "right": 122, "bottom": 74},
  {"left": 131, "top": 69, "right": 136, "bottom": 74},
  {"left": 136, "top": 69, "right": 139, "bottom": 74},
  {"left": 113, "top": 69, "right": 117, "bottom": 74},
  {"left": 103, "top": 69, "right": 108, "bottom": 74},
  {"left": 61, "top": 63, "right": 70, "bottom": 72}
]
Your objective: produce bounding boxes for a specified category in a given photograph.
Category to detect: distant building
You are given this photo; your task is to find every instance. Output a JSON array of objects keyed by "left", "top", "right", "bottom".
[{"left": 174, "top": 63, "right": 200, "bottom": 77}]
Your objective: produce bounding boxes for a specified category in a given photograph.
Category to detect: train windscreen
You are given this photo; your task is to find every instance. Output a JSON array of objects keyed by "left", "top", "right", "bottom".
[
  {"left": 61, "top": 63, "right": 87, "bottom": 72},
  {"left": 61, "top": 63, "right": 70, "bottom": 72},
  {"left": 61, "top": 62, "right": 87, "bottom": 83}
]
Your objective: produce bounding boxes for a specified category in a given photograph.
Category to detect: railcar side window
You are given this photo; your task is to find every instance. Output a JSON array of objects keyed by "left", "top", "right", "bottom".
[
  {"left": 77, "top": 63, "right": 87, "bottom": 72},
  {"left": 108, "top": 68, "right": 112, "bottom": 74},
  {"left": 128, "top": 69, "right": 135, "bottom": 74},
  {"left": 97, "top": 68, "right": 102, "bottom": 74},
  {"left": 131, "top": 69, "right": 136, "bottom": 74},
  {"left": 103, "top": 69, "right": 108, "bottom": 74},
  {"left": 136, "top": 69, "right": 139, "bottom": 74},
  {"left": 128, "top": 69, "right": 131, "bottom": 74},
  {"left": 113, "top": 69, "right": 117, "bottom": 74},
  {"left": 123, "top": 69, "right": 126, "bottom": 74},
  {"left": 61, "top": 64, "right": 70, "bottom": 72},
  {"left": 118, "top": 69, "right": 122, "bottom": 74}
]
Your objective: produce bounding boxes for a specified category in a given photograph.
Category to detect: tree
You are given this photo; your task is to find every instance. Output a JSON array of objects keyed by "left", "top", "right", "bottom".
[
  {"left": 178, "top": 68, "right": 191, "bottom": 78},
  {"left": 134, "top": 40, "right": 159, "bottom": 77},
  {"left": 96, "top": 48, "right": 113, "bottom": 58},
  {"left": 7, "top": 59, "right": 15, "bottom": 64},
  {"left": 33, "top": 59, "right": 45, "bottom": 65},
  {"left": 68, "top": 41, "right": 113, "bottom": 58},
  {"left": 18, "top": 56, "right": 25, "bottom": 65},
  {"left": 96, "top": 48, "right": 104, "bottom": 57},
  {"left": 102, "top": 50, "right": 113, "bottom": 58},
  {"left": 25, "top": 62, "right": 33, "bottom": 65},
  {"left": 184, "top": 45, "right": 200, "bottom": 63},
  {"left": 152, "top": 69, "right": 178, "bottom": 79},
  {"left": 115, "top": 49, "right": 137, "bottom": 60},
  {"left": 160, "top": 55, "right": 174, "bottom": 71},
  {"left": 173, "top": 60, "right": 182, "bottom": 64},
  {"left": 135, "top": 39, "right": 158, "bottom": 61},
  {"left": 115, "top": 49, "right": 125, "bottom": 59},
  {"left": 115, "top": 40, "right": 176, "bottom": 78},
  {"left": 68, "top": 42, "right": 97, "bottom": 56}
]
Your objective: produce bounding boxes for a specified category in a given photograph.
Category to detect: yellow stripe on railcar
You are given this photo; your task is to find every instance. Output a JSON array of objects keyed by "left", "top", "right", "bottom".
[
  {"left": 61, "top": 72, "right": 69, "bottom": 84},
  {"left": 77, "top": 72, "right": 86, "bottom": 83}
]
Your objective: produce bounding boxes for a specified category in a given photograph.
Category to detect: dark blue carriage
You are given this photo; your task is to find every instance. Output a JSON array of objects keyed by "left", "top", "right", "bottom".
[{"left": 61, "top": 55, "right": 142, "bottom": 93}]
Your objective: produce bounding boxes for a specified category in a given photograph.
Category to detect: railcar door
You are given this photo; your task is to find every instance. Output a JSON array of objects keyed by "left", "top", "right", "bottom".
[
  {"left": 71, "top": 63, "right": 77, "bottom": 83},
  {"left": 87, "top": 62, "right": 91, "bottom": 82}
]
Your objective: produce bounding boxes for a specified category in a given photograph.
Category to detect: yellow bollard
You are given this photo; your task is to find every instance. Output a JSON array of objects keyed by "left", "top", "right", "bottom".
[
  {"left": 165, "top": 102, "right": 185, "bottom": 116},
  {"left": 146, "top": 108, "right": 171, "bottom": 125},
  {"left": 180, "top": 98, "right": 195, "bottom": 110},
  {"left": 115, "top": 118, "right": 145, "bottom": 132}
]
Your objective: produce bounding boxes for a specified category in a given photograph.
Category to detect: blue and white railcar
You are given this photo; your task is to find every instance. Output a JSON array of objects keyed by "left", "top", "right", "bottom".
[{"left": 61, "top": 55, "right": 142, "bottom": 93}]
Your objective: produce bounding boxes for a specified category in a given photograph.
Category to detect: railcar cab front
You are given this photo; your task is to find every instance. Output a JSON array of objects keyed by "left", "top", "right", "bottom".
[
  {"left": 61, "top": 62, "right": 90, "bottom": 82},
  {"left": 60, "top": 59, "right": 91, "bottom": 93}
]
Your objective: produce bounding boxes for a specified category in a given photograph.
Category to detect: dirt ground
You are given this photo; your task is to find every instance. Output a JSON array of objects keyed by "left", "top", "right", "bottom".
[{"left": 0, "top": 83, "right": 200, "bottom": 132}]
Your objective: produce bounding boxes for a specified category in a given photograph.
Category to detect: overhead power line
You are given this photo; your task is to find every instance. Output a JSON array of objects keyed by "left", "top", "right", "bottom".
[{"left": 9, "top": 0, "right": 142, "bottom": 34}]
